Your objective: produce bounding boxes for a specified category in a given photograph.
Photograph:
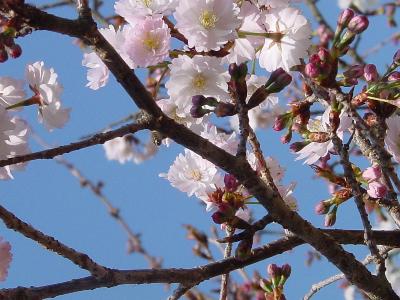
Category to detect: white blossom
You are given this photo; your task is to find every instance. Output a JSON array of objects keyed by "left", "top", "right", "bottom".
[
  {"left": 82, "top": 25, "right": 133, "bottom": 90},
  {"left": 200, "top": 124, "right": 238, "bottom": 155},
  {"left": 296, "top": 107, "right": 351, "bottom": 165},
  {"left": 160, "top": 149, "right": 220, "bottom": 197},
  {"left": 258, "top": 7, "right": 312, "bottom": 72},
  {"left": 25, "top": 61, "right": 70, "bottom": 131},
  {"left": 115, "top": 0, "right": 177, "bottom": 25},
  {"left": 174, "top": 0, "right": 240, "bottom": 51},
  {"left": 0, "top": 77, "right": 25, "bottom": 108},
  {"left": 166, "top": 55, "right": 229, "bottom": 111}
]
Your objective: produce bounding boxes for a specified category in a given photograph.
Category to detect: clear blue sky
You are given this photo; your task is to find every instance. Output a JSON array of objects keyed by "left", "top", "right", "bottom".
[{"left": 0, "top": 1, "right": 398, "bottom": 299}]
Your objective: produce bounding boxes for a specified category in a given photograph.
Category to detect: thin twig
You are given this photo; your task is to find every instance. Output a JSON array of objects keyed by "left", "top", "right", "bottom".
[{"left": 219, "top": 227, "right": 234, "bottom": 300}]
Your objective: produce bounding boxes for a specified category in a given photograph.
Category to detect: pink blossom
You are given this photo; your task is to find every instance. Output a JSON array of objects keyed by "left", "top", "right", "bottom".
[
  {"left": 124, "top": 16, "right": 170, "bottom": 68},
  {"left": 366, "top": 181, "right": 387, "bottom": 198},
  {"left": 362, "top": 165, "right": 382, "bottom": 182}
]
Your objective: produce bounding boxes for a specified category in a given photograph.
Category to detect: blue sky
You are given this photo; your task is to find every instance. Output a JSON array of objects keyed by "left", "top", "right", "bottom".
[{"left": 0, "top": 1, "right": 398, "bottom": 299}]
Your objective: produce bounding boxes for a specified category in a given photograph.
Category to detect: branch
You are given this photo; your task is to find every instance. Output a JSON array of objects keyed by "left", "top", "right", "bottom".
[
  {"left": 1, "top": 230, "right": 400, "bottom": 299},
  {"left": 0, "top": 121, "right": 149, "bottom": 168}
]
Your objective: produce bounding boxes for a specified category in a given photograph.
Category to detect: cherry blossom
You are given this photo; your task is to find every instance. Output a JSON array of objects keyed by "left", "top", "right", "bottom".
[
  {"left": 160, "top": 149, "right": 220, "bottom": 198},
  {"left": 296, "top": 107, "right": 351, "bottom": 165},
  {"left": 82, "top": 25, "right": 133, "bottom": 90},
  {"left": 258, "top": 7, "right": 312, "bottom": 72},
  {"left": 0, "top": 107, "right": 30, "bottom": 180},
  {"left": 166, "top": 55, "right": 229, "bottom": 111},
  {"left": 123, "top": 16, "right": 170, "bottom": 67},
  {"left": 25, "top": 61, "right": 70, "bottom": 131},
  {"left": 200, "top": 124, "right": 238, "bottom": 155},
  {"left": 0, "top": 77, "right": 25, "bottom": 108},
  {"left": 174, "top": 0, "right": 240, "bottom": 51},
  {"left": 115, "top": 0, "right": 177, "bottom": 25}
]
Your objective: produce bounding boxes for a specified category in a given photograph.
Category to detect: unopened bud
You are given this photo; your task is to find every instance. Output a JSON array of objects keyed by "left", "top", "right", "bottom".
[
  {"left": 337, "top": 9, "right": 355, "bottom": 27},
  {"left": 315, "top": 201, "right": 330, "bottom": 215},
  {"left": 305, "top": 62, "right": 320, "bottom": 78},
  {"left": 192, "top": 95, "right": 207, "bottom": 106},
  {"left": 348, "top": 15, "right": 369, "bottom": 34},
  {"left": 273, "top": 113, "right": 291, "bottom": 131},
  {"left": 267, "top": 263, "right": 281, "bottom": 278},
  {"left": 363, "top": 64, "right": 379, "bottom": 83},
  {"left": 264, "top": 68, "right": 292, "bottom": 94},
  {"left": 190, "top": 105, "right": 209, "bottom": 118},
  {"left": 281, "top": 264, "right": 291, "bottom": 278},
  {"left": 229, "top": 63, "right": 248, "bottom": 81},
  {"left": 388, "top": 71, "right": 400, "bottom": 82},
  {"left": 247, "top": 86, "right": 269, "bottom": 109},
  {"left": 324, "top": 206, "right": 337, "bottom": 227},
  {"left": 224, "top": 174, "right": 240, "bottom": 192},
  {"left": 280, "top": 130, "right": 292, "bottom": 144},
  {"left": 211, "top": 211, "right": 230, "bottom": 224}
]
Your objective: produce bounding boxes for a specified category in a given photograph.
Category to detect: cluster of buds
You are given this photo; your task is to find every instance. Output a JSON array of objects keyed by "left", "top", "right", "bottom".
[
  {"left": 259, "top": 264, "right": 291, "bottom": 300},
  {"left": 305, "top": 48, "right": 335, "bottom": 86},
  {"left": 0, "top": 16, "right": 23, "bottom": 62},
  {"left": 360, "top": 165, "right": 388, "bottom": 199},
  {"left": 315, "top": 188, "right": 352, "bottom": 227},
  {"left": 333, "top": 9, "right": 369, "bottom": 56},
  {"left": 209, "top": 174, "right": 251, "bottom": 230},
  {"left": 190, "top": 95, "right": 219, "bottom": 118}
]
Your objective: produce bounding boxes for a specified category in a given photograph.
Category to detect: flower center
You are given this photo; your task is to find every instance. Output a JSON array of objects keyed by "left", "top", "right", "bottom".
[
  {"left": 141, "top": 0, "right": 152, "bottom": 7},
  {"left": 190, "top": 169, "right": 202, "bottom": 181},
  {"left": 143, "top": 34, "right": 160, "bottom": 51},
  {"left": 192, "top": 74, "right": 206, "bottom": 90},
  {"left": 199, "top": 10, "right": 218, "bottom": 30}
]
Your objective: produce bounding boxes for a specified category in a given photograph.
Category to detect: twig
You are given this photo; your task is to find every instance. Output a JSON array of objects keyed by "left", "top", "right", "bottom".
[
  {"left": 219, "top": 227, "right": 234, "bottom": 300},
  {"left": 168, "top": 283, "right": 197, "bottom": 300},
  {"left": 0, "top": 121, "right": 150, "bottom": 168},
  {"left": 303, "top": 247, "right": 393, "bottom": 300},
  {"left": 56, "top": 157, "right": 161, "bottom": 268}
]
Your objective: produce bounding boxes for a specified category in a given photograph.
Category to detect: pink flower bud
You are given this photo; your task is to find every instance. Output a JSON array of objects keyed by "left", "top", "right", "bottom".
[
  {"left": 192, "top": 95, "right": 207, "bottom": 106},
  {"left": 364, "top": 64, "right": 379, "bottom": 83},
  {"left": 367, "top": 181, "right": 387, "bottom": 198},
  {"left": 324, "top": 207, "right": 337, "bottom": 227},
  {"left": 362, "top": 166, "right": 382, "bottom": 182},
  {"left": 317, "top": 48, "right": 330, "bottom": 62},
  {"left": 224, "top": 174, "right": 240, "bottom": 192},
  {"left": 305, "top": 62, "right": 320, "bottom": 78},
  {"left": 388, "top": 72, "right": 400, "bottom": 82},
  {"left": 265, "top": 68, "right": 292, "bottom": 94},
  {"left": 267, "top": 263, "right": 281, "bottom": 278},
  {"left": 315, "top": 201, "right": 330, "bottom": 215},
  {"left": 281, "top": 264, "right": 291, "bottom": 278},
  {"left": 338, "top": 9, "right": 355, "bottom": 27},
  {"left": 0, "top": 48, "right": 7, "bottom": 63},
  {"left": 348, "top": 15, "right": 369, "bottom": 34},
  {"left": 273, "top": 115, "right": 286, "bottom": 131}
]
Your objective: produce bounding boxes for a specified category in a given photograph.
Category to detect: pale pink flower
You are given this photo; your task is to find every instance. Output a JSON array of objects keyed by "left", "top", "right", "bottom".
[
  {"left": 258, "top": 0, "right": 290, "bottom": 8},
  {"left": 103, "top": 135, "right": 157, "bottom": 164},
  {"left": 362, "top": 165, "right": 382, "bottom": 182},
  {"left": 258, "top": 7, "right": 312, "bottom": 72},
  {"left": 200, "top": 124, "right": 238, "bottom": 155},
  {"left": 115, "top": 0, "right": 177, "bottom": 25},
  {"left": 174, "top": 0, "right": 241, "bottom": 51},
  {"left": 366, "top": 181, "right": 387, "bottom": 198},
  {"left": 124, "top": 16, "right": 170, "bottom": 67},
  {"left": 166, "top": 55, "right": 229, "bottom": 111},
  {"left": 0, "top": 77, "right": 25, "bottom": 108},
  {"left": 278, "top": 182, "right": 298, "bottom": 211},
  {"left": 296, "top": 107, "right": 351, "bottom": 165},
  {"left": 160, "top": 149, "right": 220, "bottom": 197},
  {"left": 0, "top": 237, "right": 11, "bottom": 281},
  {"left": 223, "top": 2, "right": 264, "bottom": 65},
  {"left": 25, "top": 61, "right": 70, "bottom": 131}
]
